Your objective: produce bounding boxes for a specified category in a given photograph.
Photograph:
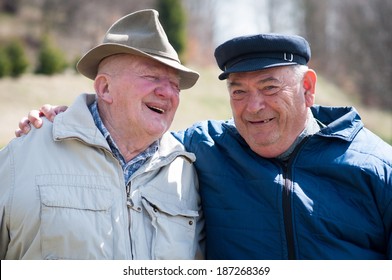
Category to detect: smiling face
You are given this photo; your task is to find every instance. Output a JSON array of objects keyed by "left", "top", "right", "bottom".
[
  {"left": 95, "top": 54, "right": 181, "bottom": 149},
  {"left": 227, "top": 65, "right": 316, "bottom": 158}
]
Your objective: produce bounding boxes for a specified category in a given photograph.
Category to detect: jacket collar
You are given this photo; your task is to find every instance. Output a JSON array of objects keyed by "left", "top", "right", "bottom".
[
  {"left": 52, "top": 94, "right": 110, "bottom": 149},
  {"left": 311, "top": 105, "right": 364, "bottom": 141}
]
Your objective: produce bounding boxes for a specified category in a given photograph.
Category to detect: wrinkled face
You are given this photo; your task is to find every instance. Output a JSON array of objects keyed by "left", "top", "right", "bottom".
[
  {"left": 227, "top": 66, "right": 315, "bottom": 158},
  {"left": 97, "top": 54, "right": 181, "bottom": 141}
]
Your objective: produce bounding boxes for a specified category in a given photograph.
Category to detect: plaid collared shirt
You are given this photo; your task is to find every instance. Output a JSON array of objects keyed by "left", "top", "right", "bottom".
[{"left": 89, "top": 101, "right": 158, "bottom": 184}]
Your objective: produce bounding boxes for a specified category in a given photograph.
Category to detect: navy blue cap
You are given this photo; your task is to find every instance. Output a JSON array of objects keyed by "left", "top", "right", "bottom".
[{"left": 214, "top": 33, "right": 311, "bottom": 80}]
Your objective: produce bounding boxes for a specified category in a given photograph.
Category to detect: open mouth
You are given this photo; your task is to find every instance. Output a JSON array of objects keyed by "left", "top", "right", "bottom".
[
  {"left": 147, "top": 105, "right": 165, "bottom": 114},
  {"left": 250, "top": 118, "right": 274, "bottom": 124},
  {"left": 261, "top": 118, "right": 274, "bottom": 123}
]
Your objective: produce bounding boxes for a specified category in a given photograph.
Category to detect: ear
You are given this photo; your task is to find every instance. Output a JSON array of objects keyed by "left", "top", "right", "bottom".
[
  {"left": 302, "top": 69, "right": 317, "bottom": 107},
  {"left": 94, "top": 74, "right": 113, "bottom": 104}
]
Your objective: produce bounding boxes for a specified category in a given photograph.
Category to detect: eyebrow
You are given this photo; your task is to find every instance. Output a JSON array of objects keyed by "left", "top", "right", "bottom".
[{"left": 228, "top": 76, "right": 280, "bottom": 88}]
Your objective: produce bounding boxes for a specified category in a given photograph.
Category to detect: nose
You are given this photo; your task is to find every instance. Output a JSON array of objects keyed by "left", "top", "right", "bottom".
[{"left": 246, "top": 91, "right": 266, "bottom": 114}]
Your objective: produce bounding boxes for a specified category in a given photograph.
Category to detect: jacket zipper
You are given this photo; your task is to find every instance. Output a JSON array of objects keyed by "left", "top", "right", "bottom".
[
  {"left": 282, "top": 162, "right": 296, "bottom": 259},
  {"left": 280, "top": 135, "right": 311, "bottom": 260},
  {"left": 126, "top": 183, "right": 134, "bottom": 208},
  {"left": 126, "top": 182, "right": 134, "bottom": 259}
]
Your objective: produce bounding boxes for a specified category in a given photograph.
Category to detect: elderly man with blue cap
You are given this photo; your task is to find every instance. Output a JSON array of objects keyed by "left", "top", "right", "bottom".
[
  {"left": 13, "top": 32, "right": 392, "bottom": 260},
  {"left": 177, "top": 33, "right": 392, "bottom": 260}
]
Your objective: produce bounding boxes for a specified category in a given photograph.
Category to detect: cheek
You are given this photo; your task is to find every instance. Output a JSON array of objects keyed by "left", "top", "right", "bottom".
[
  {"left": 117, "top": 94, "right": 136, "bottom": 110},
  {"left": 230, "top": 100, "right": 244, "bottom": 118},
  {"left": 172, "top": 95, "right": 180, "bottom": 110}
]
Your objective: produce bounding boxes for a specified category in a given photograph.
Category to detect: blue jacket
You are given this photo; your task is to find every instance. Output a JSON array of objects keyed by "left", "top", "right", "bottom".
[{"left": 174, "top": 105, "right": 392, "bottom": 259}]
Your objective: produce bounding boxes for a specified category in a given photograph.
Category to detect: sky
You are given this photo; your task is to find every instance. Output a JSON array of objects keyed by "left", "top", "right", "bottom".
[
  {"left": 212, "top": 0, "right": 300, "bottom": 46},
  {"left": 213, "top": 0, "right": 269, "bottom": 46}
]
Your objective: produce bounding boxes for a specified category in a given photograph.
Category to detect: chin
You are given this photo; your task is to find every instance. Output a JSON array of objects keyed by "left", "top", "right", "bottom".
[{"left": 147, "top": 124, "right": 170, "bottom": 137}]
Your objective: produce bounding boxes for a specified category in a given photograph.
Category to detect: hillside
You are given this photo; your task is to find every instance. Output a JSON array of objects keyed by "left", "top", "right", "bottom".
[{"left": 0, "top": 67, "right": 391, "bottom": 148}]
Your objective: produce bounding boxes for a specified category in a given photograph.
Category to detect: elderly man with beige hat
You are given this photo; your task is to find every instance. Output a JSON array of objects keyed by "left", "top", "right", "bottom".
[{"left": 0, "top": 9, "right": 204, "bottom": 260}]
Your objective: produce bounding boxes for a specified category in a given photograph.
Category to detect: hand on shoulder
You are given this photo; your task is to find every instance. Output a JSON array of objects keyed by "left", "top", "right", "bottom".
[{"left": 15, "top": 104, "right": 68, "bottom": 137}]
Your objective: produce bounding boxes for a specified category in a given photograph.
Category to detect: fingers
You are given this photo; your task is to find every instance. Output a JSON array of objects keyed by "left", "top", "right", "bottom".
[
  {"left": 40, "top": 104, "right": 67, "bottom": 122},
  {"left": 15, "top": 129, "right": 23, "bottom": 137},
  {"left": 15, "top": 109, "right": 43, "bottom": 137},
  {"left": 15, "top": 117, "right": 32, "bottom": 137},
  {"left": 40, "top": 104, "right": 56, "bottom": 122},
  {"left": 27, "top": 110, "right": 44, "bottom": 128},
  {"left": 14, "top": 104, "right": 67, "bottom": 138},
  {"left": 53, "top": 105, "right": 69, "bottom": 116}
]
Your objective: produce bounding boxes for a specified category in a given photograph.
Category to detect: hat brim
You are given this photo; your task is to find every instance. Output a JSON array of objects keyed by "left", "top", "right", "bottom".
[
  {"left": 77, "top": 43, "right": 199, "bottom": 90},
  {"left": 218, "top": 58, "right": 297, "bottom": 80}
]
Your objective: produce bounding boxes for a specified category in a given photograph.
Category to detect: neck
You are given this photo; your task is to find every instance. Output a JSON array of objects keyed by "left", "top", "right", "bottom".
[
  {"left": 276, "top": 109, "right": 320, "bottom": 161},
  {"left": 97, "top": 102, "right": 156, "bottom": 162},
  {"left": 104, "top": 120, "right": 155, "bottom": 162}
]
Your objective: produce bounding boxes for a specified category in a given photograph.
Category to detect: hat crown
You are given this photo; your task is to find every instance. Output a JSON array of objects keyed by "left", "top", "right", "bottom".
[
  {"left": 214, "top": 33, "right": 311, "bottom": 80},
  {"left": 76, "top": 9, "right": 199, "bottom": 89},
  {"left": 103, "top": 9, "right": 179, "bottom": 62}
]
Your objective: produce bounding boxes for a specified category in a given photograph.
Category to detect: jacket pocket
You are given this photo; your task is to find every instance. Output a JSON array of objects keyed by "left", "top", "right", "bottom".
[
  {"left": 37, "top": 174, "right": 114, "bottom": 260},
  {"left": 141, "top": 191, "right": 199, "bottom": 260}
]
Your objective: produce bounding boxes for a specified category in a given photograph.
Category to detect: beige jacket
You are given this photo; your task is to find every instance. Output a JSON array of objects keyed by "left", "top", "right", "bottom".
[{"left": 0, "top": 94, "right": 204, "bottom": 260}]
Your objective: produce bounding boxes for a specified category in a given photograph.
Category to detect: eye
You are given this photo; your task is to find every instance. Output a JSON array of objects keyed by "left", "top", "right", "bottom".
[
  {"left": 230, "top": 89, "right": 246, "bottom": 100},
  {"left": 171, "top": 82, "right": 180, "bottom": 93},
  {"left": 262, "top": 85, "right": 280, "bottom": 96},
  {"left": 168, "top": 77, "right": 181, "bottom": 93},
  {"left": 144, "top": 75, "right": 159, "bottom": 81}
]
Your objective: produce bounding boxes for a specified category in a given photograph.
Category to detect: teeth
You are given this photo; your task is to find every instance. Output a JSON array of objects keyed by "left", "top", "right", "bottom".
[
  {"left": 262, "top": 118, "right": 273, "bottom": 123},
  {"left": 148, "top": 106, "right": 165, "bottom": 114},
  {"left": 250, "top": 118, "right": 273, "bottom": 124}
]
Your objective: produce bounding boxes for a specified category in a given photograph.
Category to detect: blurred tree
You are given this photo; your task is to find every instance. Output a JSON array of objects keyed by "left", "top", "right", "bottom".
[
  {"left": 300, "top": 0, "right": 391, "bottom": 110},
  {"left": 5, "top": 40, "right": 29, "bottom": 77},
  {"left": 183, "top": 0, "right": 216, "bottom": 65},
  {"left": 35, "top": 36, "right": 67, "bottom": 75},
  {"left": 336, "top": 0, "right": 392, "bottom": 109},
  {"left": 0, "top": 0, "right": 20, "bottom": 14},
  {"left": 157, "top": 0, "right": 186, "bottom": 60},
  {"left": 302, "top": 0, "right": 328, "bottom": 68},
  {"left": 0, "top": 48, "right": 11, "bottom": 78}
]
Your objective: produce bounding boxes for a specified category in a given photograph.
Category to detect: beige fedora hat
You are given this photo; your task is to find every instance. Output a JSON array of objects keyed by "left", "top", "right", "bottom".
[{"left": 77, "top": 9, "right": 199, "bottom": 89}]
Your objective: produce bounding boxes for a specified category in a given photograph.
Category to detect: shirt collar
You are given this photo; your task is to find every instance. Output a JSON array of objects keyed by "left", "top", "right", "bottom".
[
  {"left": 89, "top": 100, "right": 159, "bottom": 182},
  {"left": 277, "top": 109, "right": 321, "bottom": 161}
]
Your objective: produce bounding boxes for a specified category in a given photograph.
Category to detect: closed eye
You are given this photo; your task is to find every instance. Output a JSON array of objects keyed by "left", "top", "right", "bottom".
[{"left": 143, "top": 75, "right": 159, "bottom": 81}]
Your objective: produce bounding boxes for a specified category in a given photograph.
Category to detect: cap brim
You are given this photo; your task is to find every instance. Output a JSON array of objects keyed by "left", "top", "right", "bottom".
[
  {"left": 77, "top": 43, "right": 199, "bottom": 90},
  {"left": 218, "top": 58, "right": 297, "bottom": 80}
]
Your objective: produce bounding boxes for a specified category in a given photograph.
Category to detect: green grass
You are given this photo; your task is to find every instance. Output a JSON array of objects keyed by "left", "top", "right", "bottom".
[{"left": 0, "top": 66, "right": 391, "bottom": 148}]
